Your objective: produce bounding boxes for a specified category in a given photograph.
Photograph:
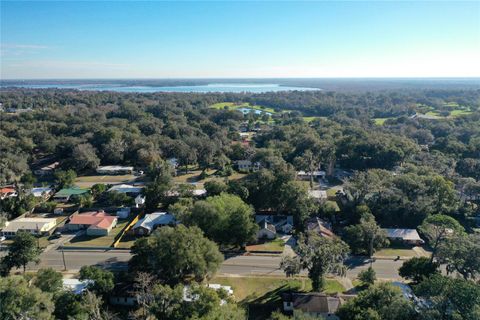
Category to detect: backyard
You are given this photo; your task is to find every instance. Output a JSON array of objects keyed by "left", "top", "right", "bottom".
[
  {"left": 211, "top": 276, "right": 344, "bottom": 320},
  {"left": 246, "top": 238, "right": 285, "bottom": 253}
]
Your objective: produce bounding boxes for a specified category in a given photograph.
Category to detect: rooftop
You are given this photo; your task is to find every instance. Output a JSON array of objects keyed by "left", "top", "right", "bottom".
[
  {"left": 133, "top": 212, "right": 175, "bottom": 232},
  {"left": 2, "top": 217, "right": 57, "bottom": 232},
  {"left": 283, "top": 292, "right": 346, "bottom": 314},
  {"left": 384, "top": 228, "right": 423, "bottom": 242},
  {"left": 97, "top": 165, "right": 134, "bottom": 171},
  {"left": 55, "top": 187, "right": 90, "bottom": 197},
  {"left": 68, "top": 211, "right": 117, "bottom": 230}
]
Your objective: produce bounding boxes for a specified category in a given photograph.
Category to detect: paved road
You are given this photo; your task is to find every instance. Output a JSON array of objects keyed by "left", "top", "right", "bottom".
[{"left": 17, "top": 250, "right": 403, "bottom": 280}]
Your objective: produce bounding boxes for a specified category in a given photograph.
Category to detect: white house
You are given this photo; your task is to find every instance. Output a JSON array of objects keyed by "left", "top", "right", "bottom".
[
  {"left": 96, "top": 165, "right": 134, "bottom": 175},
  {"left": 235, "top": 160, "right": 261, "bottom": 172},
  {"left": 208, "top": 284, "right": 234, "bottom": 296},
  {"left": 34, "top": 162, "right": 59, "bottom": 176},
  {"left": 0, "top": 217, "right": 57, "bottom": 238},
  {"left": 30, "top": 187, "right": 54, "bottom": 199},
  {"left": 255, "top": 215, "right": 294, "bottom": 239},
  {"left": 383, "top": 228, "right": 425, "bottom": 245},
  {"left": 130, "top": 212, "right": 176, "bottom": 236},
  {"left": 63, "top": 278, "right": 93, "bottom": 295},
  {"left": 107, "top": 184, "right": 143, "bottom": 196},
  {"left": 257, "top": 220, "right": 276, "bottom": 240},
  {"left": 297, "top": 170, "right": 326, "bottom": 180}
]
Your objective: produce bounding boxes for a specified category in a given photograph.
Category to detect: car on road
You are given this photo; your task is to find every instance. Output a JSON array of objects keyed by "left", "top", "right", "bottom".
[
  {"left": 0, "top": 236, "right": 6, "bottom": 242},
  {"left": 49, "top": 232, "right": 62, "bottom": 240}
]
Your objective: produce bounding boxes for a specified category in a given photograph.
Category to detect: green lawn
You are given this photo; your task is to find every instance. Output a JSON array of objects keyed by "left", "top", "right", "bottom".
[
  {"left": 373, "top": 118, "right": 393, "bottom": 125},
  {"left": 302, "top": 116, "right": 327, "bottom": 123},
  {"left": 425, "top": 111, "right": 441, "bottom": 117},
  {"left": 65, "top": 220, "right": 130, "bottom": 248},
  {"left": 172, "top": 169, "right": 247, "bottom": 186},
  {"left": 210, "top": 276, "right": 344, "bottom": 302},
  {"left": 246, "top": 238, "right": 285, "bottom": 252},
  {"left": 326, "top": 200, "right": 341, "bottom": 212},
  {"left": 116, "top": 234, "right": 138, "bottom": 249},
  {"left": 374, "top": 248, "right": 418, "bottom": 258},
  {"left": 211, "top": 276, "right": 344, "bottom": 319},
  {"left": 75, "top": 174, "right": 138, "bottom": 188},
  {"left": 450, "top": 109, "right": 472, "bottom": 117}
]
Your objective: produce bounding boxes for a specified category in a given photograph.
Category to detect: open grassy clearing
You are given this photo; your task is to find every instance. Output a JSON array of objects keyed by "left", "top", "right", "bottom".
[
  {"left": 75, "top": 174, "right": 139, "bottom": 188},
  {"left": 450, "top": 109, "right": 473, "bottom": 117},
  {"left": 65, "top": 220, "right": 130, "bottom": 247},
  {"left": 374, "top": 247, "right": 419, "bottom": 258},
  {"left": 210, "top": 276, "right": 344, "bottom": 302},
  {"left": 172, "top": 170, "right": 247, "bottom": 186},
  {"left": 302, "top": 116, "right": 327, "bottom": 123},
  {"left": 246, "top": 238, "right": 285, "bottom": 252},
  {"left": 373, "top": 117, "right": 394, "bottom": 125}
]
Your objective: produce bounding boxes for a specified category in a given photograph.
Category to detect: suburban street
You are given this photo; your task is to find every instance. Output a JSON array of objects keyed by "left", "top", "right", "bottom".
[{"left": 11, "top": 249, "right": 404, "bottom": 280}]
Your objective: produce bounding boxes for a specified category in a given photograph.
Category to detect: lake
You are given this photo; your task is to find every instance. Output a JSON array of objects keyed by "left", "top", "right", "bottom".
[{"left": 3, "top": 83, "right": 321, "bottom": 93}]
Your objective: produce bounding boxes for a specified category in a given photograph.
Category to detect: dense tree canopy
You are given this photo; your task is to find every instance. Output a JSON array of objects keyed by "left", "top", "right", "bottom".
[
  {"left": 179, "top": 193, "right": 258, "bottom": 248},
  {"left": 130, "top": 225, "right": 224, "bottom": 285}
]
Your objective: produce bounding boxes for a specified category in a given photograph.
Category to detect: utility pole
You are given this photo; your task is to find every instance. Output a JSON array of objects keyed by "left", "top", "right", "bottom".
[{"left": 61, "top": 246, "right": 67, "bottom": 271}]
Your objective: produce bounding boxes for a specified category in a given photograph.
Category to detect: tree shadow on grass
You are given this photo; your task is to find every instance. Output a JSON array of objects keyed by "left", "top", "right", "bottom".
[{"left": 242, "top": 283, "right": 305, "bottom": 320}]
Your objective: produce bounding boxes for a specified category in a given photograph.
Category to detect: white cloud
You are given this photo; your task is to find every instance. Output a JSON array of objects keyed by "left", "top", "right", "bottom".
[{"left": 0, "top": 43, "right": 50, "bottom": 57}]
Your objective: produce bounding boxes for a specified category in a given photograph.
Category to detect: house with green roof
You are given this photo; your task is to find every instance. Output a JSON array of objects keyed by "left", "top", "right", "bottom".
[{"left": 53, "top": 187, "right": 90, "bottom": 203}]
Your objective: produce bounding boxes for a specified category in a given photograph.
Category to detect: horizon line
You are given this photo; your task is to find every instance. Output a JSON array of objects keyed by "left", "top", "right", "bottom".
[{"left": 2, "top": 76, "right": 480, "bottom": 81}]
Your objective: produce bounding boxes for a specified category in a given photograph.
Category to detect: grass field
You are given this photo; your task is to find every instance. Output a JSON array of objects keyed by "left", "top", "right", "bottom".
[
  {"left": 75, "top": 174, "right": 139, "bottom": 188},
  {"left": 210, "top": 276, "right": 344, "bottom": 302},
  {"left": 65, "top": 220, "right": 130, "bottom": 247},
  {"left": 172, "top": 170, "right": 247, "bottom": 186},
  {"left": 373, "top": 118, "right": 395, "bottom": 125},
  {"left": 246, "top": 238, "right": 285, "bottom": 252},
  {"left": 115, "top": 234, "right": 138, "bottom": 249},
  {"left": 450, "top": 109, "right": 473, "bottom": 117},
  {"left": 374, "top": 248, "right": 418, "bottom": 258},
  {"left": 302, "top": 116, "right": 327, "bottom": 123}
]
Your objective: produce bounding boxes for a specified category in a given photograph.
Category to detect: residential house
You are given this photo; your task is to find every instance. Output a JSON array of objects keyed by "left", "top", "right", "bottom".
[
  {"left": 109, "top": 283, "right": 136, "bottom": 306},
  {"left": 96, "top": 165, "right": 134, "bottom": 175},
  {"left": 297, "top": 170, "right": 326, "bottom": 181},
  {"left": 130, "top": 212, "right": 176, "bottom": 236},
  {"left": 53, "top": 187, "right": 90, "bottom": 203},
  {"left": 208, "top": 284, "right": 234, "bottom": 296},
  {"left": 282, "top": 292, "right": 354, "bottom": 320},
  {"left": 63, "top": 278, "right": 93, "bottom": 295},
  {"left": 0, "top": 187, "right": 17, "bottom": 200},
  {"left": 235, "top": 160, "right": 261, "bottom": 172},
  {"left": 383, "top": 228, "right": 425, "bottom": 246},
  {"left": 34, "top": 162, "right": 59, "bottom": 176},
  {"left": 305, "top": 217, "right": 335, "bottom": 239},
  {"left": 308, "top": 190, "right": 328, "bottom": 202},
  {"left": 0, "top": 217, "right": 57, "bottom": 238},
  {"left": 66, "top": 211, "right": 118, "bottom": 236},
  {"left": 107, "top": 184, "right": 143, "bottom": 196},
  {"left": 30, "top": 187, "right": 54, "bottom": 199},
  {"left": 257, "top": 219, "right": 276, "bottom": 240},
  {"left": 255, "top": 215, "right": 294, "bottom": 239}
]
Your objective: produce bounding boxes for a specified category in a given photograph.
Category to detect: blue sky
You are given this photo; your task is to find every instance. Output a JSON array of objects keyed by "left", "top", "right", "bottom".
[{"left": 1, "top": 1, "right": 479, "bottom": 79}]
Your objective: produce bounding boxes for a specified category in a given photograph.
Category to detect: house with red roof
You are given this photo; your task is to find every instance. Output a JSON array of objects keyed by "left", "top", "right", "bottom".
[
  {"left": 0, "top": 187, "right": 17, "bottom": 200},
  {"left": 66, "top": 211, "right": 118, "bottom": 236}
]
